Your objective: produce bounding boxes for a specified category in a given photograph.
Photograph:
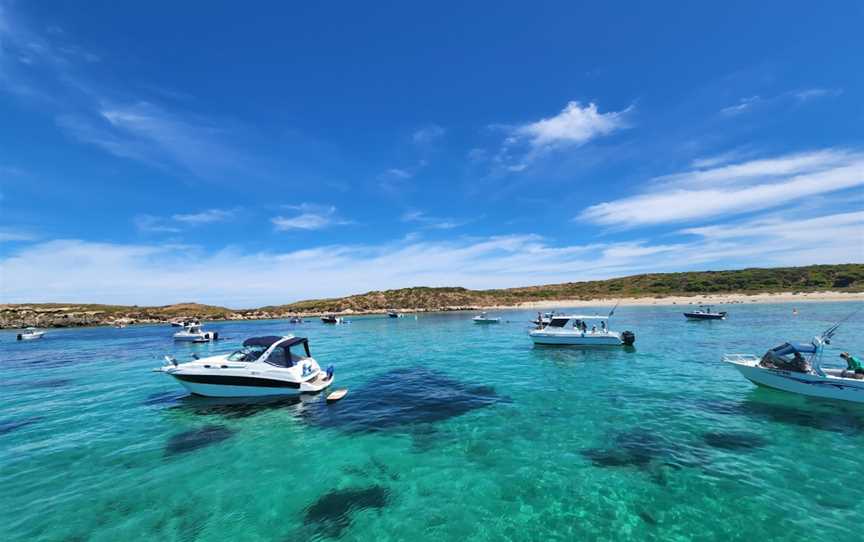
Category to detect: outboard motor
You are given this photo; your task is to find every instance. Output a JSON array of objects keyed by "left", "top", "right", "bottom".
[
  {"left": 17, "top": 333, "right": 23, "bottom": 341},
  {"left": 326, "top": 365, "right": 335, "bottom": 380},
  {"left": 212, "top": 332, "right": 219, "bottom": 341},
  {"left": 622, "top": 330, "right": 636, "bottom": 346}
]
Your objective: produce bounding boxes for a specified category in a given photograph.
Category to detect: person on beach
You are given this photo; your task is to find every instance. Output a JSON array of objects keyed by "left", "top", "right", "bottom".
[{"left": 840, "top": 352, "right": 864, "bottom": 379}]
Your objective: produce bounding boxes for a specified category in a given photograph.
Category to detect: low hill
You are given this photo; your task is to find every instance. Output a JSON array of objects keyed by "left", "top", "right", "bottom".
[
  {"left": 265, "top": 264, "right": 864, "bottom": 313},
  {"left": 2, "top": 264, "right": 862, "bottom": 328}
]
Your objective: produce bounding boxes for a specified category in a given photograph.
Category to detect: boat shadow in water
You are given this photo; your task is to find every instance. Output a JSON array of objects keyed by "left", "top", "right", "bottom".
[
  {"left": 311, "top": 366, "right": 507, "bottom": 433},
  {"left": 301, "top": 485, "right": 390, "bottom": 540},
  {"left": 694, "top": 392, "right": 864, "bottom": 435}
]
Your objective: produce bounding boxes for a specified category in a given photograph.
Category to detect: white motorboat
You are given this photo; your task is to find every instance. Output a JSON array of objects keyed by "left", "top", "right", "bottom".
[
  {"left": 387, "top": 310, "right": 401, "bottom": 318},
  {"left": 173, "top": 322, "right": 218, "bottom": 343},
  {"left": 724, "top": 318, "right": 864, "bottom": 403},
  {"left": 684, "top": 305, "right": 727, "bottom": 320},
  {"left": 17, "top": 327, "right": 46, "bottom": 341},
  {"left": 156, "top": 335, "right": 335, "bottom": 397},
  {"left": 472, "top": 311, "right": 500, "bottom": 324},
  {"left": 529, "top": 313, "right": 635, "bottom": 346}
]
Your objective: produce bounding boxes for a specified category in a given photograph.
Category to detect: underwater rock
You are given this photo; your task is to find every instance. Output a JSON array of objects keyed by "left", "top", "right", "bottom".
[
  {"left": 164, "top": 424, "right": 234, "bottom": 456},
  {"left": 303, "top": 485, "right": 389, "bottom": 539},
  {"left": 313, "top": 366, "right": 505, "bottom": 433},
  {"left": 0, "top": 417, "right": 41, "bottom": 435},
  {"left": 702, "top": 431, "right": 768, "bottom": 450}
]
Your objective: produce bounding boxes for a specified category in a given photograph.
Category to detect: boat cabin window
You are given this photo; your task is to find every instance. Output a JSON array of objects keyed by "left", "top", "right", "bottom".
[
  {"left": 548, "top": 318, "right": 570, "bottom": 328},
  {"left": 264, "top": 342, "right": 310, "bottom": 368},
  {"left": 226, "top": 345, "right": 268, "bottom": 362}
]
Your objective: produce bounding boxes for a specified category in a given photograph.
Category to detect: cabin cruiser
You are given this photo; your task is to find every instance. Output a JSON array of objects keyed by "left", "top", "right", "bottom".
[
  {"left": 684, "top": 305, "right": 727, "bottom": 320},
  {"left": 173, "top": 322, "right": 218, "bottom": 343},
  {"left": 472, "top": 311, "right": 501, "bottom": 324},
  {"left": 532, "top": 311, "right": 558, "bottom": 326},
  {"left": 17, "top": 327, "right": 46, "bottom": 341},
  {"left": 387, "top": 310, "right": 401, "bottom": 318},
  {"left": 723, "top": 319, "right": 863, "bottom": 403},
  {"left": 156, "top": 335, "right": 335, "bottom": 397},
  {"left": 529, "top": 315, "right": 635, "bottom": 346},
  {"left": 321, "top": 315, "right": 344, "bottom": 324}
]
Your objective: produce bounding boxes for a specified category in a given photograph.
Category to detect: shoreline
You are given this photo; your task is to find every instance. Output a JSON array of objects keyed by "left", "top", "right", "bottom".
[
  {"left": 487, "top": 290, "right": 864, "bottom": 310},
  {"left": 3, "top": 290, "right": 861, "bottom": 330}
]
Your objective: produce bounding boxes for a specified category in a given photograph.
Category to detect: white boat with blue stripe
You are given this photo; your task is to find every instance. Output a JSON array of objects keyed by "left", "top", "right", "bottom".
[
  {"left": 157, "top": 335, "right": 334, "bottom": 397},
  {"left": 724, "top": 314, "right": 864, "bottom": 403},
  {"left": 529, "top": 305, "right": 635, "bottom": 347}
]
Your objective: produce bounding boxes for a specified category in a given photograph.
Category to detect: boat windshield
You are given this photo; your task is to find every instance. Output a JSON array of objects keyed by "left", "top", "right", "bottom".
[{"left": 226, "top": 345, "right": 268, "bottom": 362}]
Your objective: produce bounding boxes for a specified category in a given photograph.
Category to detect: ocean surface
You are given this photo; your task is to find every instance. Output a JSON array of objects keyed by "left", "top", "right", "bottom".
[{"left": 2, "top": 302, "right": 863, "bottom": 541}]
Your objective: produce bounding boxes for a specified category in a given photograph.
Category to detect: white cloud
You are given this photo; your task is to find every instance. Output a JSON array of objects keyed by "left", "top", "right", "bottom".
[
  {"left": 272, "top": 204, "right": 349, "bottom": 231},
  {"left": 3, "top": 211, "right": 860, "bottom": 306},
  {"left": 793, "top": 88, "right": 842, "bottom": 102},
  {"left": 720, "top": 96, "right": 761, "bottom": 116},
  {"left": 172, "top": 208, "right": 235, "bottom": 224},
  {"left": 580, "top": 149, "right": 864, "bottom": 227},
  {"left": 384, "top": 168, "right": 413, "bottom": 180},
  {"left": 515, "top": 101, "right": 630, "bottom": 149},
  {"left": 133, "top": 214, "right": 182, "bottom": 233},
  {"left": 401, "top": 210, "right": 474, "bottom": 230},
  {"left": 482, "top": 100, "right": 631, "bottom": 172},
  {"left": 0, "top": 229, "right": 36, "bottom": 242},
  {"left": 412, "top": 125, "right": 445, "bottom": 145}
]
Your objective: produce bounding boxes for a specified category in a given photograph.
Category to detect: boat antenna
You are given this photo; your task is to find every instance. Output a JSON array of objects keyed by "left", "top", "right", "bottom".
[
  {"left": 608, "top": 301, "right": 620, "bottom": 319},
  {"left": 820, "top": 307, "right": 861, "bottom": 342}
]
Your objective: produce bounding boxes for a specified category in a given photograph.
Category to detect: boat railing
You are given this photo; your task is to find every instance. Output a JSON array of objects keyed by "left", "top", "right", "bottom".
[{"left": 722, "top": 353, "right": 760, "bottom": 364}]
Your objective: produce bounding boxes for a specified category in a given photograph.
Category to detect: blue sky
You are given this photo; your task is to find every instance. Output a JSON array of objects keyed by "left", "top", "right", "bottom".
[{"left": 1, "top": 0, "right": 862, "bottom": 307}]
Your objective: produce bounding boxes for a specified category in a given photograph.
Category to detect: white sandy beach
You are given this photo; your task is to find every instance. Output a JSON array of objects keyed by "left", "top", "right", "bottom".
[{"left": 489, "top": 291, "right": 864, "bottom": 310}]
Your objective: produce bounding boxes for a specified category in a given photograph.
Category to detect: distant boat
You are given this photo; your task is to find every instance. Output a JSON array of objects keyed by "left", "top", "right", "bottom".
[
  {"left": 173, "top": 323, "right": 218, "bottom": 343},
  {"left": 387, "top": 310, "right": 400, "bottom": 318},
  {"left": 321, "top": 315, "right": 344, "bottom": 324},
  {"left": 17, "top": 327, "right": 45, "bottom": 341},
  {"left": 684, "top": 306, "right": 727, "bottom": 320},
  {"left": 472, "top": 311, "right": 500, "bottom": 324}
]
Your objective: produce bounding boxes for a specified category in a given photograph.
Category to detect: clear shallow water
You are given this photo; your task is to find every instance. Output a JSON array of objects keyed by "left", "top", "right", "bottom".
[{"left": 2, "top": 302, "right": 863, "bottom": 542}]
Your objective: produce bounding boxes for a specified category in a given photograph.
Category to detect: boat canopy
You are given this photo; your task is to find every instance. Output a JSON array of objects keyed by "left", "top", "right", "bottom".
[
  {"left": 242, "top": 335, "right": 302, "bottom": 348},
  {"left": 769, "top": 342, "right": 818, "bottom": 356}
]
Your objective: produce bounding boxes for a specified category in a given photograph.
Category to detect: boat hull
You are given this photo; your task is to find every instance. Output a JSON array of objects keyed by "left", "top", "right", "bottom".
[
  {"left": 684, "top": 312, "right": 726, "bottom": 320},
  {"left": 18, "top": 333, "right": 44, "bottom": 341},
  {"left": 529, "top": 331, "right": 623, "bottom": 346},
  {"left": 728, "top": 360, "right": 864, "bottom": 403},
  {"left": 473, "top": 319, "right": 500, "bottom": 324},
  {"left": 168, "top": 373, "right": 334, "bottom": 398}
]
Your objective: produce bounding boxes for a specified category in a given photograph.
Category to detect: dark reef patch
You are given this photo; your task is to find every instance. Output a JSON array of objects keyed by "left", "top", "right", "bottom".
[
  {"left": 171, "top": 395, "right": 304, "bottom": 419},
  {"left": 0, "top": 417, "right": 41, "bottom": 435},
  {"left": 164, "top": 424, "right": 234, "bottom": 456},
  {"left": 312, "top": 366, "right": 505, "bottom": 433},
  {"left": 582, "top": 429, "right": 709, "bottom": 473},
  {"left": 702, "top": 431, "right": 768, "bottom": 451},
  {"left": 303, "top": 485, "right": 389, "bottom": 539}
]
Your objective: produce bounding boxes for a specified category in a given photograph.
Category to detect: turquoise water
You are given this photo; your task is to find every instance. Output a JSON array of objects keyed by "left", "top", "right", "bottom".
[{"left": 2, "top": 302, "right": 863, "bottom": 541}]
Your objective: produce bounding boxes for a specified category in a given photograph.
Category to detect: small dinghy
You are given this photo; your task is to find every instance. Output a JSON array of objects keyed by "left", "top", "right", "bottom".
[{"left": 327, "top": 388, "right": 348, "bottom": 403}]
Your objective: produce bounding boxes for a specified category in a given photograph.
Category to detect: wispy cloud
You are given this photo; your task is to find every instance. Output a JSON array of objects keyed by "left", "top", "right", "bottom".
[
  {"left": 1, "top": 6, "right": 251, "bottom": 181},
  {"left": 401, "top": 210, "right": 475, "bottom": 230},
  {"left": 412, "top": 124, "right": 445, "bottom": 146},
  {"left": 579, "top": 149, "right": 864, "bottom": 227},
  {"left": 134, "top": 208, "right": 235, "bottom": 232},
  {"left": 720, "top": 88, "right": 842, "bottom": 117},
  {"left": 172, "top": 208, "right": 235, "bottom": 224},
  {"left": 271, "top": 204, "right": 350, "bottom": 231},
  {"left": 0, "top": 229, "right": 36, "bottom": 242},
  {"left": 3, "top": 213, "right": 859, "bottom": 306},
  {"left": 720, "top": 96, "right": 761, "bottom": 116}
]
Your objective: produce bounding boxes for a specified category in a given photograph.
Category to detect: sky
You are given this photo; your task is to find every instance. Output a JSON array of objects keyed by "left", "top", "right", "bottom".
[{"left": 0, "top": 0, "right": 862, "bottom": 307}]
